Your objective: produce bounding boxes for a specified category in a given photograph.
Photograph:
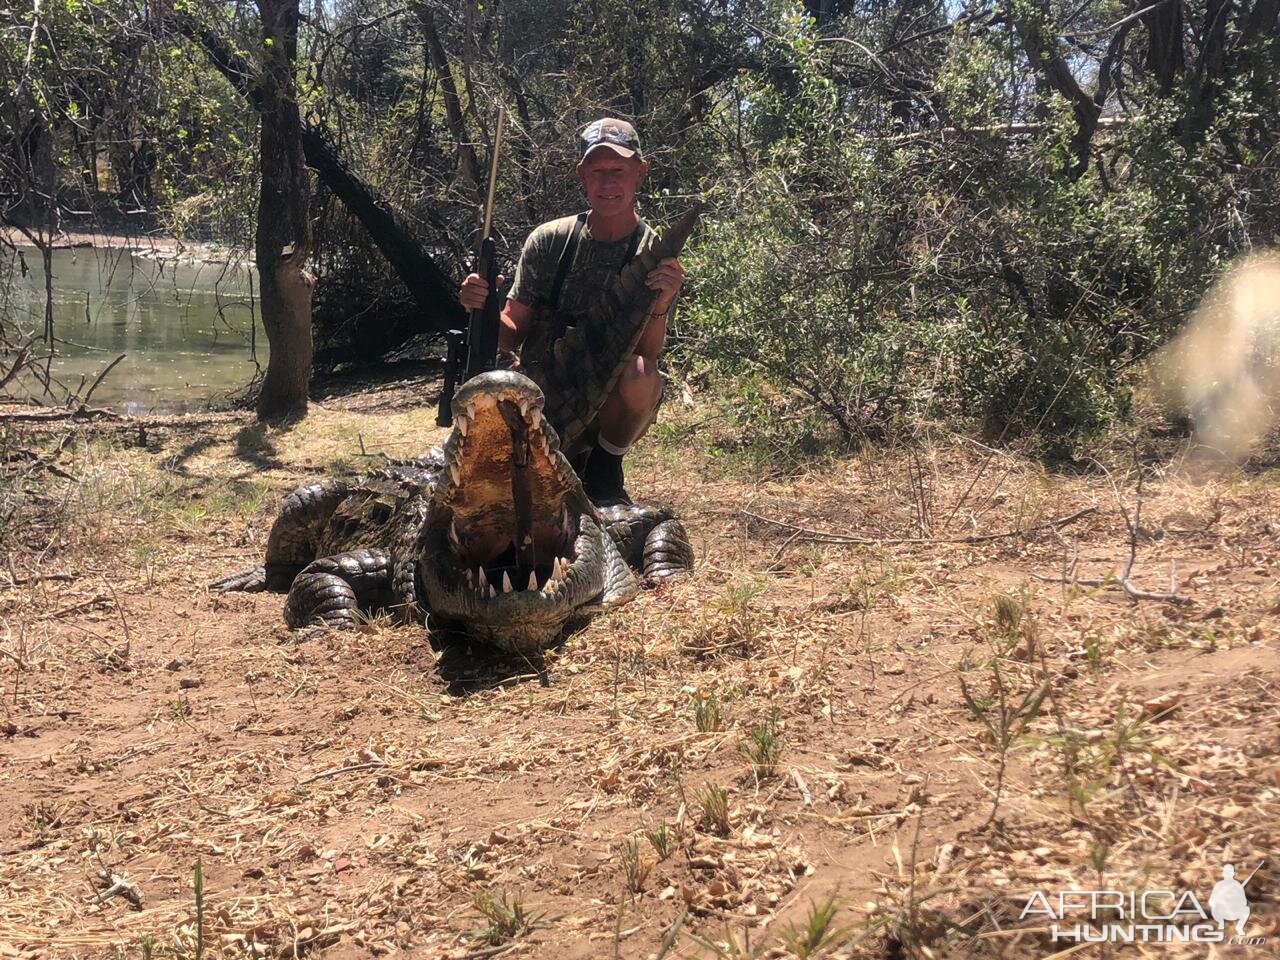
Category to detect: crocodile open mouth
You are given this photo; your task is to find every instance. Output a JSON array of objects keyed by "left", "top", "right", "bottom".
[{"left": 419, "top": 371, "right": 601, "bottom": 622}]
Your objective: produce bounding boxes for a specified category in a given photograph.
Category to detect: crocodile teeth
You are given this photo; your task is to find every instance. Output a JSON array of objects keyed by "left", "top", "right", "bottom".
[
  {"left": 530, "top": 409, "right": 541, "bottom": 429},
  {"left": 502, "top": 571, "right": 513, "bottom": 593},
  {"left": 465, "top": 569, "right": 473, "bottom": 587},
  {"left": 487, "top": 584, "right": 496, "bottom": 599},
  {"left": 478, "top": 568, "right": 488, "bottom": 589},
  {"left": 518, "top": 398, "right": 529, "bottom": 416},
  {"left": 465, "top": 401, "right": 476, "bottom": 420},
  {"left": 449, "top": 463, "right": 460, "bottom": 485},
  {"left": 456, "top": 414, "right": 469, "bottom": 436},
  {"left": 543, "top": 578, "right": 557, "bottom": 594},
  {"left": 448, "top": 519, "right": 460, "bottom": 548}
]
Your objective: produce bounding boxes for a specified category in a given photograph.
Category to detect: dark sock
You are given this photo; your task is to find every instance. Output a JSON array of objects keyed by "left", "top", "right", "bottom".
[{"left": 582, "top": 446, "right": 629, "bottom": 502}]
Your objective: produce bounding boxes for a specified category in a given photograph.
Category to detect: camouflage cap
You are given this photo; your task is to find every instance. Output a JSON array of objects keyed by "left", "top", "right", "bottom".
[{"left": 580, "top": 118, "right": 643, "bottom": 161}]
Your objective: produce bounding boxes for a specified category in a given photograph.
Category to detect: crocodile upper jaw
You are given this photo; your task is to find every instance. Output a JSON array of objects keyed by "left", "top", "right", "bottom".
[{"left": 417, "top": 372, "right": 608, "bottom": 649}]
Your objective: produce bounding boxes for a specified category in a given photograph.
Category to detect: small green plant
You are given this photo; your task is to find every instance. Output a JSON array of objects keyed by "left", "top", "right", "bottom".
[
  {"left": 696, "top": 782, "right": 731, "bottom": 835},
  {"left": 645, "top": 822, "right": 677, "bottom": 861},
  {"left": 1084, "top": 633, "right": 1106, "bottom": 671},
  {"left": 779, "top": 889, "right": 855, "bottom": 958},
  {"left": 959, "top": 660, "right": 1048, "bottom": 822},
  {"left": 989, "top": 588, "right": 1036, "bottom": 655},
  {"left": 684, "top": 579, "right": 767, "bottom": 657},
  {"left": 713, "top": 580, "right": 764, "bottom": 615},
  {"left": 619, "top": 836, "right": 650, "bottom": 894},
  {"left": 1087, "top": 839, "right": 1110, "bottom": 875},
  {"left": 835, "top": 560, "right": 909, "bottom": 612},
  {"left": 193, "top": 858, "right": 205, "bottom": 960},
  {"left": 138, "top": 933, "right": 155, "bottom": 960},
  {"left": 692, "top": 690, "right": 725, "bottom": 732},
  {"left": 471, "top": 888, "right": 538, "bottom": 945},
  {"left": 168, "top": 695, "right": 192, "bottom": 722},
  {"left": 737, "top": 708, "right": 783, "bottom": 779},
  {"left": 991, "top": 591, "right": 1028, "bottom": 638},
  {"left": 686, "top": 925, "right": 767, "bottom": 959}
]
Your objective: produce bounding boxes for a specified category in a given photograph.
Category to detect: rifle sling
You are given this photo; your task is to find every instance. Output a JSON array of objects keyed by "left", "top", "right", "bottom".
[
  {"left": 547, "top": 213, "right": 646, "bottom": 313},
  {"left": 548, "top": 214, "right": 586, "bottom": 314}
]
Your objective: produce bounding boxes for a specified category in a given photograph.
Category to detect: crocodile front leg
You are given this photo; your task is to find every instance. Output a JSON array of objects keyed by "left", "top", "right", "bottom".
[
  {"left": 642, "top": 518, "right": 693, "bottom": 580},
  {"left": 214, "top": 479, "right": 351, "bottom": 593},
  {"left": 284, "top": 549, "right": 395, "bottom": 630},
  {"left": 598, "top": 504, "right": 694, "bottom": 582}
]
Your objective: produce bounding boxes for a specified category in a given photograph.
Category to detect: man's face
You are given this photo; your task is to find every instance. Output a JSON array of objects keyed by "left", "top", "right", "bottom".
[{"left": 576, "top": 148, "right": 648, "bottom": 218}]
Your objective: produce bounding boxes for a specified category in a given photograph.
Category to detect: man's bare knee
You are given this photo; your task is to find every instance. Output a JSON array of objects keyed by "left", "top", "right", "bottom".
[{"left": 617, "top": 355, "right": 661, "bottom": 411}]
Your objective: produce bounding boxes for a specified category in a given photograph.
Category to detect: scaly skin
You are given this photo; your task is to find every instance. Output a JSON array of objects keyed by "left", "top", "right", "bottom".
[
  {"left": 215, "top": 372, "right": 687, "bottom": 653},
  {"left": 407, "top": 371, "right": 640, "bottom": 651}
]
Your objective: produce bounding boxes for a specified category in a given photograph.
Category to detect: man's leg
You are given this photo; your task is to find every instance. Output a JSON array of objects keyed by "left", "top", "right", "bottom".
[{"left": 583, "top": 354, "right": 662, "bottom": 502}]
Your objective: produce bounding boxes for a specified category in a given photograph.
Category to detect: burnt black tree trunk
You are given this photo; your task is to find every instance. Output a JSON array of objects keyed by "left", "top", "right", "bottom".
[{"left": 254, "top": 0, "right": 313, "bottom": 421}]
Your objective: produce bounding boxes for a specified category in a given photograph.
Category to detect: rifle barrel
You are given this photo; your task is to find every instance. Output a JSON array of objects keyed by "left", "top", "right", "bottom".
[{"left": 480, "top": 107, "right": 506, "bottom": 243}]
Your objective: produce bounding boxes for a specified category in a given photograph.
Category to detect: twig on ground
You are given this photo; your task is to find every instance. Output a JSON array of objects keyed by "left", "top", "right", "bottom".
[
  {"left": 88, "top": 869, "right": 144, "bottom": 910},
  {"left": 0, "top": 406, "right": 121, "bottom": 423},
  {"left": 1033, "top": 564, "right": 1191, "bottom": 604},
  {"left": 1036, "top": 454, "right": 1190, "bottom": 604},
  {"left": 48, "top": 594, "right": 111, "bottom": 619},
  {"left": 454, "top": 945, "right": 516, "bottom": 960},
  {"left": 296, "top": 760, "right": 388, "bottom": 786},
  {"left": 0, "top": 572, "right": 75, "bottom": 588}
]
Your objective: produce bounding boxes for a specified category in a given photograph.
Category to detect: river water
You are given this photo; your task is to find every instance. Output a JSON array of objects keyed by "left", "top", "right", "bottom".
[{"left": 4, "top": 245, "right": 264, "bottom": 414}]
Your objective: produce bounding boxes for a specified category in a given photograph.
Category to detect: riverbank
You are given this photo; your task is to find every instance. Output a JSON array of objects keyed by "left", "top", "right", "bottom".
[
  {"left": 1, "top": 386, "right": 1278, "bottom": 958},
  {"left": 3, "top": 225, "right": 242, "bottom": 264}
]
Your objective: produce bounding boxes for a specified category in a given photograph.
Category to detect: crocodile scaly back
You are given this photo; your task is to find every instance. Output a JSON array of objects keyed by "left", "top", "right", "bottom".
[{"left": 530, "top": 203, "right": 703, "bottom": 458}]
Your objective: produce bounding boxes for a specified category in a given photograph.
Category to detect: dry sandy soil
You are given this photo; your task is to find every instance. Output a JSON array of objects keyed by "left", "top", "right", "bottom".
[{"left": 1, "top": 377, "right": 1277, "bottom": 959}]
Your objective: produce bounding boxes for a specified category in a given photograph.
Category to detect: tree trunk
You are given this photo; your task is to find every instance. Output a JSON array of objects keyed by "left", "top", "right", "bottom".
[
  {"left": 1144, "top": 0, "right": 1185, "bottom": 94},
  {"left": 1013, "top": 10, "right": 1102, "bottom": 179},
  {"left": 254, "top": 0, "right": 313, "bottom": 422},
  {"left": 416, "top": 5, "right": 480, "bottom": 193},
  {"left": 174, "top": 12, "right": 464, "bottom": 338}
]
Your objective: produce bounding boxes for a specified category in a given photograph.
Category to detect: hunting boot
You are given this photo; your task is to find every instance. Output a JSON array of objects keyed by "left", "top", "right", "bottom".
[{"left": 581, "top": 443, "right": 632, "bottom": 505}]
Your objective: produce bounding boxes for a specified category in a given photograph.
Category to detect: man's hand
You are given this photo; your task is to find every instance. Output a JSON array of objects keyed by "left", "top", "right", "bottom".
[
  {"left": 459, "top": 272, "right": 506, "bottom": 311},
  {"left": 645, "top": 257, "right": 684, "bottom": 313}
]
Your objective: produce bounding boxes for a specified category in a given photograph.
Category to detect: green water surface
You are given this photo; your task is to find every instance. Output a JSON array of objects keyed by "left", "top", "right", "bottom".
[{"left": 6, "top": 245, "right": 264, "bottom": 414}]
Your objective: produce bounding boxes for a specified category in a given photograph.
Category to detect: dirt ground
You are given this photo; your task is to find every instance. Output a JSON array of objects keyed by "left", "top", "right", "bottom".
[{"left": 1, "top": 378, "right": 1277, "bottom": 959}]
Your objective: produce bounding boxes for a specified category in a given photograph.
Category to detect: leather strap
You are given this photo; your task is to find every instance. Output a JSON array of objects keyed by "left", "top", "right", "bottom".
[{"left": 548, "top": 213, "right": 586, "bottom": 313}]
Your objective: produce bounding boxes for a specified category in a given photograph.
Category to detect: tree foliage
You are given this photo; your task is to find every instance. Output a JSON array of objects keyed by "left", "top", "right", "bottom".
[{"left": 1, "top": 0, "right": 1277, "bottom": 447}]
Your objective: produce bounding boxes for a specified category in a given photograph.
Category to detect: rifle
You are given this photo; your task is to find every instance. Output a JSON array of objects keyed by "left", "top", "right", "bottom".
[{"left": 438, "top": 106, "right": 507, "bottom": 427}]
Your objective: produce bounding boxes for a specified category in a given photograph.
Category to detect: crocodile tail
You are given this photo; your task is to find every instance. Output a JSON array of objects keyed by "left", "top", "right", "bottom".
[{"left": 538, "top": 203, "right": 703, "bottom": 456}]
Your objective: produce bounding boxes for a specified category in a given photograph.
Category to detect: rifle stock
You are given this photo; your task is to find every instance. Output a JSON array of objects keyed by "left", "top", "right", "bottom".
[{"left": 465, "top": 236, "right": 501, "bottom": 381}]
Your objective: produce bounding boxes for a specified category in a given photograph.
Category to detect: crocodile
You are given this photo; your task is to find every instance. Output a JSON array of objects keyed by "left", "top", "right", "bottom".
[{"left": 213, "top": 206, "right": 700, "bottom": 653}]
